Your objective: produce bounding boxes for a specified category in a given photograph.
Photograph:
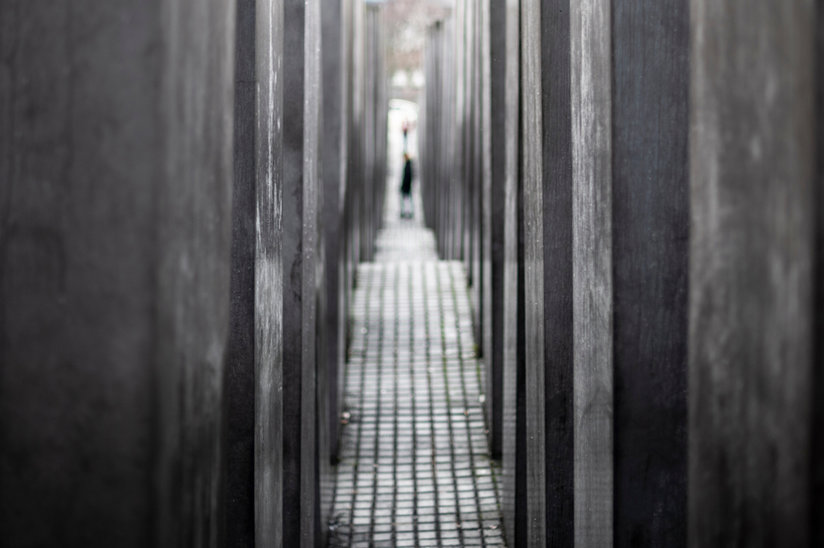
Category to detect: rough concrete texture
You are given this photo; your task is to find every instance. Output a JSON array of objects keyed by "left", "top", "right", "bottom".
[
  {"left": 255, "top": 0, "right": 286, "bottom": 544},
  {"left": 0, "top": 1, "right": 235, "bottom": 546},
  {"left": 570, "top": 0, "right": 614, "bottom": 544},
  {"left": 539, "top": 0, "right": 576, "bottom": 544},
  {"left": 519, "top": 0, "right": 548, "bottom": 545},
  {"left": 500, "top": 0, "right": 525, "bottom": 545},
  {"left": 612, "top": 0, "right": 688, "bottom": 545},
  {"left": 689, "top": 1, "right": 815, "bottom": 546},
  {"left": 225, "top": 0, "right": 286, "bottom": 546},
  {"left": 319, "top": 0, "right": 345, "bottom": 534},
  {"left": 282, "top": 0, "right": 320, "bottom": 545}
]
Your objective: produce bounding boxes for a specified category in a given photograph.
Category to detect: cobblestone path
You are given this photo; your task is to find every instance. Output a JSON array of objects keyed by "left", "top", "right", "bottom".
[{"left": 327, "top": 212, "right": 506, "bottom": 547}]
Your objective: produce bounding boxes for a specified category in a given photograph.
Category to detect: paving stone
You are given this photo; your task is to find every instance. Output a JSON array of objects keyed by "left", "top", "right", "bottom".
[{"left": 328, "top": 203, "right": 505, "bottom": 546}]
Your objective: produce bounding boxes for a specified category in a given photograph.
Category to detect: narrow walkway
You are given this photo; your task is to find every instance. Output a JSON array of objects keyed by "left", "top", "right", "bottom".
[{"left": 328, "top": 196, "right": 505, "bottom": 545}]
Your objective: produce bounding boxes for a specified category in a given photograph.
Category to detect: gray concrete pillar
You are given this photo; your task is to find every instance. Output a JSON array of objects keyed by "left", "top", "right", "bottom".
[
  {"left": 521, "top": 0, "right": 577, "bottom": 543},
  {"left": 423, "top": 22, "right": 443, "bottom": 248},
  {"left": 0, "top": 1, "right": 235, "bottom": 546},
  {"left": 349, "top": 1, "right": 365, "bottom": 268},
  {"left": 500, "top": 0, "right": 526, "bottom": 546},
  {"left": 360, "top": 5, "right": 375, "bottom": 262},
  {"left": 282, "top": 0, "right": 321, "bottom": 545},
  {"left": 342, "top": 0, "right": 358, "bottom": 356},
  {"left": 482, "top": 0, "right": 504, "bottom": 458},
  {"left": 227, "top": 0, "right": 291, "bottom": 545},
  {"left": 320, "top": 0, "right": 344, "bottom": 492},
  {"left": 689, "top": 1, "right": 817, "bottom": 545},
  {"left": 226, "top": 0, "right": 262, "bottom": 545},
  {"left": 569, "top": 0, "right": 614, "bottom": 542},
  {"left": 469, "top": 0, "right": 483, "bottom": 346}
]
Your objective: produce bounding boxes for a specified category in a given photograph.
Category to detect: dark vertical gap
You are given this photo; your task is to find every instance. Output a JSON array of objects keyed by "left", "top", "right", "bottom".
[
  {"left": 813, "top": 0, "right": 824, "bottom": 543},
  {"left": 514, "top": 7, "right": 527, "bottom": 541},
  {"left": 224, "top": 1, "right": 256, "bottom": 545}
]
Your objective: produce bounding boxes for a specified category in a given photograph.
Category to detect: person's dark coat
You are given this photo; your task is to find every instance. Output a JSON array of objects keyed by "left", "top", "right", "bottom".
[{"left": 401, "top": 159, "right": 413, "bottom": 195}]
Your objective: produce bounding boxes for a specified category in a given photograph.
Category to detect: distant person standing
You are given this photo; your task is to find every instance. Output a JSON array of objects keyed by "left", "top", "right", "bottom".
[
  {"left": 400, "top": 153, "right": 414, "bottom": 219},
  {"left": 401, "top": 119, "right": 409, "bottom": 151}
]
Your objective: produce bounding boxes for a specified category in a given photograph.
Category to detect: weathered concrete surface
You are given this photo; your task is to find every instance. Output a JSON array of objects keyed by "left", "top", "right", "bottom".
[
  {"left": 254, "top": 1, "right": 286, "bottom": 545},
  {"left": 520, "top": 0, "right": 548, "bottom": 545},
  {"left": 689, "top": 1, "right": 815, "bottom": 546},
  {"left": 521, "top": 0, "right": 578, "bottom": 544},
  {"left": 0, "top": 1, "right": 235, "bottom": 546},
  {"left": 539, "top": 0, "right": 576, "bottom": 544},
  {"left": 612, "top": 1, "right": 688, "bottom": 546},
  {"left": 319, "top": 0, "right": 345, "bottom": 535},
  {"left": 570, "top": 0, "right": 614, "bottom": 545},
  {"left": 282, "top": 0, "right": 321, "bottom": 545},
  {"left": 500, "top": 0, "right": 525, "bottom": 545},
  {"left": 226, "top": 0, "right": 287, "bottom": 546}
]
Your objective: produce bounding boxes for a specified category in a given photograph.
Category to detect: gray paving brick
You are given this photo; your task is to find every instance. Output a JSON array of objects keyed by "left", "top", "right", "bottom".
[{"left": 328, "top": 212, "right": 505, "bottom": 546}]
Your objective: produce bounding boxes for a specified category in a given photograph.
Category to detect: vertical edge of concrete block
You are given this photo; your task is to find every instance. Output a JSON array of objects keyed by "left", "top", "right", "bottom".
[
  {"left": 520, "top": 0, "right": 547, "bottom": 545},
  {"left": 540, "top": 0, "right": 575, "bottom": 544},
  {"left": 282, "top": 0, "right": 319, "bottom": 544},
  {"left": 611, "top": 1, "right": 688, "bottom": 545},
  {"left": 319, "top": 0, "right": 344, "bottom": 538},
  {"left": 500, "top": 0, "right": 526, "bottom": 545},
  {"left": 303, "top": 0, "right": 321, "bottom": 544},
  {"left": 570, "top": 0, "right": 614, "bottom": 544},
  {"left": 254, "top": 0, "right": 285, "bottom": 546}
]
